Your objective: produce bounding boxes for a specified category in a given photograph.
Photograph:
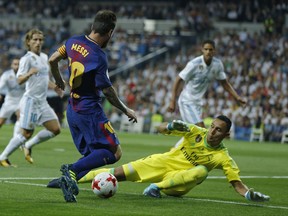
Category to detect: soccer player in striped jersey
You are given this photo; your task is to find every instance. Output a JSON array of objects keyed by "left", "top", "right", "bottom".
[
  {"left": 0, "top": 57, "right": 24, "bottom": 137},
  {"left": 0, "top": 29, "right": 63, "bottom": 167},
  {"left": 167, "top": 40, "right": 247, "bottom": 128},
  {"left": 79, "top": 116, "right": 270, "bottom": 202},
  {"left": 49, "top": 10, "right": 137, "bottom": 202}
]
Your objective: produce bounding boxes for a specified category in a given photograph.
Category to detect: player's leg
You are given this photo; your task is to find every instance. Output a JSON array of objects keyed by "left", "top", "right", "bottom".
[
  {"left": 0, "top": 97, "right": 35, "bottom": 166},
  {"left": 13, "top": 110, "right": 21, "bottom": 137},
  {"left": 78, "top": 154, "right": 162, "bottom": 184},
  {"left": 23, "top": 104, "right": 60, "bottom": 163},
  {"left": 178, "top": 100, "right": 204, "bottom": 127},
  {"left": 25, "top": 119, "right": 60, "bottom": 148},
  {"left": 0, "top": 130, "right": 30, "bottom": 167},
  {"left": 78, "top": 162, "right": 142, "bottom": 183},
  {"left": 50, "top": 167, "right": 116, "bottom": 187},
  {"left": 78, "top": 168, "right": 113, "bottom": 183},
  {"left": 0, "top": 117, "right": 7, "bottom": 128},
  {"left": 57, "top": 109, "right": 120, "bottom": 201},
  {"left": 144, "top": 165, "right": 208, "bottom": 197},
  {"left": 66, "top": 109, "right": 120, "bottom": 180},
  {"left": 72, "top": 145, "right": 120, "bottom": 181},
  {"left": 0, "top": 99, "right": 15, "bottom": 128}
]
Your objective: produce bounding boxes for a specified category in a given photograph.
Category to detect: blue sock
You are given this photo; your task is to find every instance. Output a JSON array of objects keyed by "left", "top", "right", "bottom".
[{"left": 72, "top": 149, "right": 116, "bottom": 180}]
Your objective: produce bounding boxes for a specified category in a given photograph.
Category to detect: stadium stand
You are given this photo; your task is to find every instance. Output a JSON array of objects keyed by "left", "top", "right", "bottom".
[{"left": 0, "top": 0, "right": 287, "bottom": 142}]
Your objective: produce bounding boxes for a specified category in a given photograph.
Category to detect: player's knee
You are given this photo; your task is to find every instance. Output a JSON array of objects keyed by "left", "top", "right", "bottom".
[
  {"left": 114, "top": 146, "right": 122, "bottom": 162},
  {"left": 53, "top": 127, "right": 61, "bottom": 136},
  {"left": 22, "top": 129, "right": 33, "bottom": 140},
  {"left": 0, "top": 118, "right": 5, "bottom": 126},
  {"left": 114, "top": 153, "right": 122, "bottom": 162},
  {"left": 49, "top": 126, "right": 61, "bottom": 136},
  {"left": 195, "top": 165, "right": 208, "bottom": 184}
]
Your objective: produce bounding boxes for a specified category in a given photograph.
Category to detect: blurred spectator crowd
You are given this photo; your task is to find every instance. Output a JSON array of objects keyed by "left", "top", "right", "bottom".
[
  {"left": 0, "top": 0, "right": 288, "bottom": 142},
  {"left": 110, "top": 28, "right": 288, "bottom": 142},
  {"left": 1, "top": 0, "right": 287, "bottom": 22}
]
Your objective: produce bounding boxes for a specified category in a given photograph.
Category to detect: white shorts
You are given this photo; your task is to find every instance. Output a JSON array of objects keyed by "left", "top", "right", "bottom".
[
  {"left": 0, "top": 97, "right": 20, "bottom": 119},
  {"left": 19, "top": 95, "right": 58, "bottom": 130},
  {"left": 178, "top": 99, "right": 202, "bottom": 124}
]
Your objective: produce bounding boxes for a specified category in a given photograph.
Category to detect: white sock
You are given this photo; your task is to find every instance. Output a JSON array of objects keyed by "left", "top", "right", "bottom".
[
  {"left": 25, "top": 129, "right": 55, "bottom": 149},
  {"left": 0, "top": 134, "right": 27, "bottom": 160},
  {"left": 13, "top": 121, "right": 21, "bottom": 137}
]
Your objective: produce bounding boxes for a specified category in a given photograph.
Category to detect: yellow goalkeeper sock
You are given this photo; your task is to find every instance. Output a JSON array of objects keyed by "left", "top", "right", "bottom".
[{"left": 78, "top": 168, "right": 113, "bottom": 183}]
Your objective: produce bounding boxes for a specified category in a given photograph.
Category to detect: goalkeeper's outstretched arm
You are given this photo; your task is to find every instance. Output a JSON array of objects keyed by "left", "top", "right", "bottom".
[
  {"left": 156, "top": 120, "right": 190, "bottom": 134},
  {"left": 231, "top": 180, "right": 270, "bottom": 202}
]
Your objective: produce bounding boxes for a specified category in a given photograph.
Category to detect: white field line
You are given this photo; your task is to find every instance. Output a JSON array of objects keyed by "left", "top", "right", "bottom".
[
  {"left": 0, "top": 176, "right": 288, "bottom": 180},
  {"left": 208, "top": 176, "right": 288, "bottom": 179},
  {"left": 1, "top": 177, "right": 288, "bottom": 211},
  {"left": 186, "top": 197, "right": 288, "bottom": 210}
]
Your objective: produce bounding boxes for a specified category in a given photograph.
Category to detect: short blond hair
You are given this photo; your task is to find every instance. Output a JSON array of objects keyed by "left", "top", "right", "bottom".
[{"left": 25, "top": 29, "right": 44, "bottom": 50}]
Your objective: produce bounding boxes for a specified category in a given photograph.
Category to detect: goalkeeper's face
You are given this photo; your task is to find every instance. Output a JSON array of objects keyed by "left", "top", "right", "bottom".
[{"left": 207, "top": 119, "right": 230, "bottom": 147}]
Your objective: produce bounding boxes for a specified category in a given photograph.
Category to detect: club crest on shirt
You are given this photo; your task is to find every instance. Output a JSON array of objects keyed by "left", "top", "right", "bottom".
[
  {"left": 199, "top": 65, "right": 204, "bottom": 71},
  {"left": 195, "top": 134, "right": 202, "bottom": 143}
]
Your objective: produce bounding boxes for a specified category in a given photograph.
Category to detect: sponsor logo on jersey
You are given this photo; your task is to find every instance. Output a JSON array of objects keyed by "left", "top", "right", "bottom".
[{"left": 195, "top": 134, "right": 202, "bottom": 143}]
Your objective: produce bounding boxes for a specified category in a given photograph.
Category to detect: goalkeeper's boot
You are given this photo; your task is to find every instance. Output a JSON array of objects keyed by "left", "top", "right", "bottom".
[
  {"left": 60, "top": 164, "right": 79, "bottom": 195},
  {"left": 0, "top": 159, "right": 16, "bottom": 167},
  {"left": 23, "top": 147, "right": 33, "bottom": 164},
  {"left": 59, "top": 176, "right": 77, "bottom": 202},
  {"left": 143, "top": 183, "right": 161, "bottom": 198},
  {"left": 47, "top": 178, "right": 61, "bottom": 188}
]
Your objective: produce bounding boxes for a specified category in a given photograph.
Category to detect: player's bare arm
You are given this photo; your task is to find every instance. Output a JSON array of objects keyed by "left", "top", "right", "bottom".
[
  {"left": 48, "top": 81, "right": 64, "bottom": 98},
  {"left": 49, "top": 51, "right": 66, "bottom": 90},
  {"left": 219, "top": 79, "right": 247, "bottom": 106},
  {"left": 230, "top": 180, "right": 249, "bottom": 196},
  {"left": 102, "top": 86, "right": 137, "bottom": 123},
  {"left": 167, "top": 75, "right": 184, "bottom": 113},
  {"left": 231, "top": 180, "right": 270, "bottom": 201},
  {"left": 17, "top": 67, "right": 38, "bottom": 85}
]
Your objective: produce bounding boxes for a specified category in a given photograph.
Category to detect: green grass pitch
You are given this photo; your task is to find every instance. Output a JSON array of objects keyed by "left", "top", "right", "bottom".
[{"left": 0, "top": 125, "right": 287, "bottom": 216}]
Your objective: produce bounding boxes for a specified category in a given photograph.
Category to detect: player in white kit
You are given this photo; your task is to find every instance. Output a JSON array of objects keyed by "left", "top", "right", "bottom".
[
  {"left": 0, "top": 57, "right": 24, "bottom": 136},
  {"left": 167, "top": 39, "right": 246, "bottom": 128},
  {"left": 0, "top": 29, "right": 63, "bottom": 167}
]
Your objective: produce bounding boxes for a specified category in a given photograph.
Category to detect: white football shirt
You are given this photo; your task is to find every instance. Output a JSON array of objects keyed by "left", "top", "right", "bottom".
[
  {"left": 0, "top": 69, "right": 25, "bottom": 100},
  {"left": 17, "top": 51, "right": 50, "bottom": 100},
  {"left": 179, "top": 55, "right": 227, "bottom": 103}
]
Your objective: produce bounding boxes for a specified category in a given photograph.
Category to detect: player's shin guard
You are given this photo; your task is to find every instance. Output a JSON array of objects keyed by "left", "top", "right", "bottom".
[{"left": 160, "top": 165, "right": 208, "bottom": 196}]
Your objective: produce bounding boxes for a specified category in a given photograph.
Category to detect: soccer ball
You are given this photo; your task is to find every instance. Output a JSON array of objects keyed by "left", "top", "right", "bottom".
[{"left": 91, "top": 172, "right": 118, "bottom": 198}]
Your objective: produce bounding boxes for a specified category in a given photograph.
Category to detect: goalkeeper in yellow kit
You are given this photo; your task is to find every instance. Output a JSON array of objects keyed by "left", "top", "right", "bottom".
[{"left": 52, "top": 115, "right": 270, "bottom": 201}]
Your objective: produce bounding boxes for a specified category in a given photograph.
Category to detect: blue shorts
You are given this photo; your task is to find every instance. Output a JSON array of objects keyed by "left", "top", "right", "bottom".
[{"left": 66, "top": 103, "right": 120, "bottom": 156}]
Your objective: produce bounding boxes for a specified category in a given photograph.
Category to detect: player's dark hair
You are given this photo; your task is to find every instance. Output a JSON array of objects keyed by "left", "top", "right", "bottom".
[
  {"left": 216, "top": 115, "right": 231, "bottom": 132},
  {"left": 202, "top": 39, "right": 215, "bottom": 48},
  {"left": 91, "top": 10, "right": 117, "bottom": 36}
]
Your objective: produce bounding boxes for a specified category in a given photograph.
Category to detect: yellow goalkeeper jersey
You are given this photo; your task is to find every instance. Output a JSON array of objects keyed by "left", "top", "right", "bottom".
[{"left": 165, "top": 124, "right": 241, "bottom": 182}]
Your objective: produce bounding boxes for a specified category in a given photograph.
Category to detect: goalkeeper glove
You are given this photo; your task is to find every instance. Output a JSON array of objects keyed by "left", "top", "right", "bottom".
[
  {"left": 245, "top": 188, "right": 270, "bottom": 202},
  {"left": 167, "top": 120, "right": 190, "bottom": 132}
]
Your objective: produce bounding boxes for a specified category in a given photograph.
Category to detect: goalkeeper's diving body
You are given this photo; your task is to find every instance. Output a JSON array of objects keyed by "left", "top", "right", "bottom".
[{"left": 48, "top": 115, "right": 270, "bottom": 202}]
